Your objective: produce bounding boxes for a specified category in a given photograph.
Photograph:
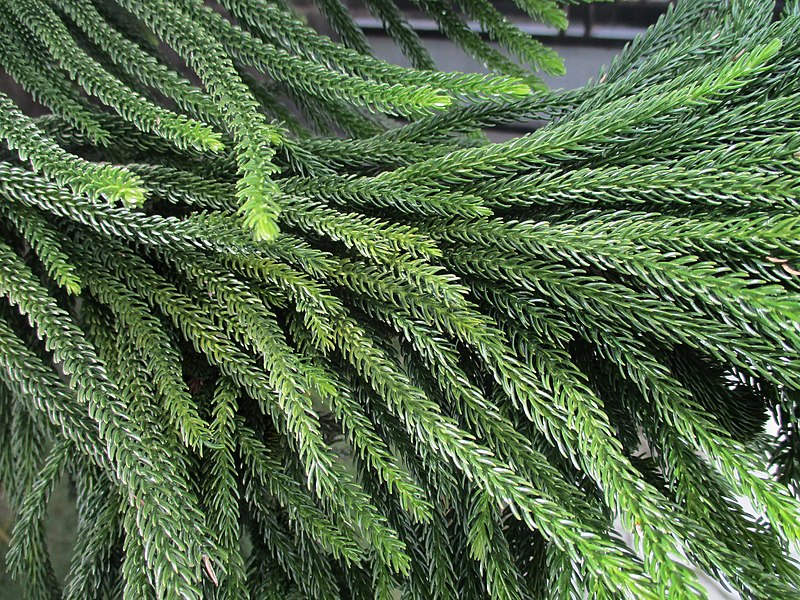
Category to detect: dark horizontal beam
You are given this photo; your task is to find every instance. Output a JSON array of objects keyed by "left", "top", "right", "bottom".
[{"left": 356, "top": 17, "right": 644, "bottom": 48}]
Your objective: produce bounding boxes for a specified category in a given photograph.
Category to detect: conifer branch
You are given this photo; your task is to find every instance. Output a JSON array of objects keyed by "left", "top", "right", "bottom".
[{"left": 2, "top": 0, "right": 800, "bottom": 597}]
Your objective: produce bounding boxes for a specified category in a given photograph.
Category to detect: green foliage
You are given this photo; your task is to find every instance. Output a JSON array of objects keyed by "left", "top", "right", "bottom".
[{"left": 1, "top": 0, "right": 800, "bottom": 598}]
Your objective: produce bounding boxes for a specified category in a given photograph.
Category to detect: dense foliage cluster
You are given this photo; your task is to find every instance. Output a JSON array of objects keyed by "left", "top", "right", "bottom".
[{"left": 1, "top": 0, "right": 800, "bottom": 597}]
